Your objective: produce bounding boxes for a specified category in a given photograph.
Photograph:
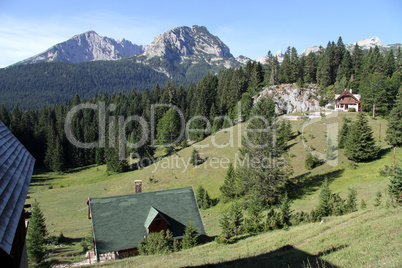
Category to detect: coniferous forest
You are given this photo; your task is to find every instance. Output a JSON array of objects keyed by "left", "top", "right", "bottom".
[{"left": 0, "top": 37, "right": 401, "bottom": 173}]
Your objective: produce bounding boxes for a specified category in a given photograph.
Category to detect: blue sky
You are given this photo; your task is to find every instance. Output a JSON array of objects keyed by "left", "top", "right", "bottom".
[{"left": 1, "top": 0, "right": 401, "bottom": 68}]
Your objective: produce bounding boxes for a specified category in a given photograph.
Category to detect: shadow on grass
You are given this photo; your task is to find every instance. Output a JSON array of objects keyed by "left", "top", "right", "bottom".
[
  {"left": 198, "top": 235, "right": 217, "bottom": 245},
  {"left": 287, "top": 169, "right": 345, "bottom": 201},
  {"left": 187, "top": 244, "right": 346, "bottom": 268},
  {"left": 377, "top": 147, "right": 393, "bottom": 160}
]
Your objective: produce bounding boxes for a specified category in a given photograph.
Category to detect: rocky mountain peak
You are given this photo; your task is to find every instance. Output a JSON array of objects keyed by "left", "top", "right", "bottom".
[
  {"left": 18, "top": 31, "right": 144, "bottom": 65},
  {"left": 354, "top": 36, "right": 383, "bottom": 49},
  {"left": 144, "top": 25, "right": 233, "bottom": 61}
]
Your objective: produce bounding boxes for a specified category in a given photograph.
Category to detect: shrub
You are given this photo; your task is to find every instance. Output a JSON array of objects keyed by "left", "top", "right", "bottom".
[
  {"left": 374, "top": 191, "right": 382, "bottom": 207},
  {"left": 388, "top": 164, "right": 402, "bottom": 204},
  {"left": 190, "top": 149, "right": 203, "bottom": 166},
  {"left": 138, "top": 230, "right": 175, "bottom": 255},
  {"left": 181, "top": 221, "right": 198, "bottom": 249},
  {"left": 360, "top": 199, "right": 367, "bottom": 209},
  {"left": 348, "top": 108, "right": 356, "bottom": 112},
  {"left": 305, "top": 152, "right": 323, "bottom": 170}
]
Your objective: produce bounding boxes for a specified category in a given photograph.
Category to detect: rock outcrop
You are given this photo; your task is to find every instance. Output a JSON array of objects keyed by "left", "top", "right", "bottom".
[{"left": 256, "top": 84, "right": 321, "bottom": 114}]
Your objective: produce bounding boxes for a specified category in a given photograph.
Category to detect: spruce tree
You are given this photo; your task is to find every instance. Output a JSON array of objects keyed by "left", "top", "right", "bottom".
[
  {"left": 238, "top": 97, "right": 291, "bottom": 205},
  {"left": 220, "top": 163, "right": 238, "bottom": 200},
  {"left": 156, "top": 108, "right": 182, "bottom": 154},
  {"left": 338, "top": 118, "right": 351, "bottom": 149},
  {"left": 388, "top": 164, "right": 402, "bottom": 204},
  {"left": 27, "top": 200, "right": 47, "bottom": 266},
  {"left": 385, "top": 88, "right": 402, "bottom": 147},
  {"left": 181, "top": 220, "right": 198, "bottom": 249},
  {"left": 346, "top": 187, "right": 358, "bottom": 212},
  {"left": 345, "top": 112, "right": 379, "bottom": 162},
  {"left": 278, "top": 192, "right": 292, "bottom": 227},
  {"left": 0, "top": 104, "right": 10, "bottom": 127},
  {"left": 317, "top": 179, "right": 332, "bottom": 217},
  {"left": 384, "top": 49, "right": 396, "bottom": 77}
]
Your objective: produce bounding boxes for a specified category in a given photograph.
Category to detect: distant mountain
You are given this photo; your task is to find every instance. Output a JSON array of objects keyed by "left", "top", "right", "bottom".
[
  {"left": 18, "top": 31, "right": 145, "bottom": 64},
  {"left": 15, "top": 25, "right": 243, "bottom": 77},
  {"left": 1, "top": 25, "right": 244, "bottom": 110}
]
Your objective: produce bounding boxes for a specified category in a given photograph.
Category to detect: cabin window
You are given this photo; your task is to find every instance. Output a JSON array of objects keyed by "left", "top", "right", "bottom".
[{"left": 155, "top": 219, "right": 161, "bottom": 226}]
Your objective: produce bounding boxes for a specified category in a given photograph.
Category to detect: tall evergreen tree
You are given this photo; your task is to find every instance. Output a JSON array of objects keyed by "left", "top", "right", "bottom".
[
  {"left": 351, "top": 43, "right": 364, "bottom": 81},
  {"left": 384, "top": 49, "right": 396, "bottom": 77},
  {"left": 181, "top": 220, "right": 198, "bottom": 249},
  {"left": 386, "top": 87, "right": 402, "bottom": 147},
  {"left": 360, "top": 73, "right": 389, "bottom": 117},
  {"left": 345, "top": 112, "right": 379, "bottom": 162},
  {"left": 388, "top": 164, "right": 402, "bottom": 204},
  {"left": 0, "top": 104, "right": 10, "bottom": 127},
  {"left": 220, "top": 163, "right": 238, "bottom": 200},
  {"left": 304, "top": 52, "right": 318, "bottom": 83},
  {"left": 156, "top": 108, "right": 182, "bottom": 154},
  {"left": 238, "top": 97, "right": 292, "bottom": 205},
  {"left": 27, "top": 200, "right": 47, "bottom": 266}
]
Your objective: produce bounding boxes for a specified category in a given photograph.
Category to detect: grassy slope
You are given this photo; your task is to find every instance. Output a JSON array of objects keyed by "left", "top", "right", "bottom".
[
  {"left": 100, "top": 208, "right": 401, "bottom": 267},
  {"left": 28, "top": 112, "right": 401, "bottom": 265}
]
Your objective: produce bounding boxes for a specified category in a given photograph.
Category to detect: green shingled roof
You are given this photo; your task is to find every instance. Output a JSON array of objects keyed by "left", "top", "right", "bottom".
[{"left": 89, "top": 186, "right": 205, "bottom": 255}]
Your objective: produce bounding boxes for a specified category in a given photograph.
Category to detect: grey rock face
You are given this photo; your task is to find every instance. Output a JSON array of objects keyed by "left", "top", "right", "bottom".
[
  {"left": 19, "top": 31, "right": 144, "bottom": 64},
  {"left": 144, "top": 25, "right": 233, "bottom": 61},
  {"left": 256, "top": 84, "right": 321, "bottom": 114}
]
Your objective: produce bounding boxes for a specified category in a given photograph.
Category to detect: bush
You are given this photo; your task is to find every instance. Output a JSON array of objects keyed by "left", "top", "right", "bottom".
[
  {"left": 305, "top": 152, "right": 323, "bottom": 170},
  {"left": 374, "top": 191, "right": 382, "bottom": 207},
  {"left": 190, "top": 149, "right": 203, "bottom": 166},
  {"left": 348, "top": 107, "right": 356, "bottom": 112},
  {"left": 138, "top": 230, "right": 175, "bottom": 255},
  {"left": 181, "top": 221, "right": 198, "bottom": 249}
]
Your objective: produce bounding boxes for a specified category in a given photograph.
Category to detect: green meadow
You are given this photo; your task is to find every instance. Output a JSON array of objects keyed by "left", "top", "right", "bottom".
[{"left": 27, "top": 112, "right": 401, "bottom": 266}]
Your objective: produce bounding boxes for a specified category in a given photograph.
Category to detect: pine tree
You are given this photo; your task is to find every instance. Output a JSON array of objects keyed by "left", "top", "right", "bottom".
[
  {"left": 304, "top": 52, "right": 318, "bottom": 83},
  {"left": 190, "top": 148, "right": 202, "bottom": 166},
  {"left": 351, "top": 43, "right": 364, "bottom": 76},
  {"left": 345, "top": 112, "right": 379, "bottom": 162},
  {"left": 238, "top": 97, "right": 291, "bottom": 205},
  {"left": 338, "top": 118, "right": 351, "bottom": 149},
  {"left": 181, "top": 220, "right": 198, "bottom": 249},
  {"left": 360, "top": 72, "right": 389, "bottom": 117},
  {"left": 388, "top": 164, "right": 402, "bottom": 204},
  {"left": 195, "top": 185, "right": 205, "bottom": 208},
  {"left": 317, "top": 179, "right": 333, "bottom": 217},
  {"left": 374, "top": 191, "right": 382, "bottom": 207},
  {"left": 27, "top": 200, "right": 47, "bottom": 266},
  {"left": 0, "top": 104, "right": 10, "bottom": 127},
  {"left": 278, "top": 192, "right": 292, "bottom": 227},
  {"left": 346, "top": 187, "right": 358, "bottom": 212},
  {"left": 385, "top": 88, "right": 402, "bottom": 147},
  {"left": 338, "top": 50, "right": 353, "bottom": 81},
  {"left": 384, "top": 49, "right": 396, "bottom": 77},
  {"left": 245, "top": 188, "right": 264, "bottom": 232},
  {"left": 396, "top": 47, "right": 402, "bottom": 73},
  {"left": 325, "top": 137, "right": 336, "bottom": 161},
  {"left": 156, "top": 108, "right": 182, "bottom": 154},
  {"left": 220, "top": 163, "right": 238, "bottom": 200}
]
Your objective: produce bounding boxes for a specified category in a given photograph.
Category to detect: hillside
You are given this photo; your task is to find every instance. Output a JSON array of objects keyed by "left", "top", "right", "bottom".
[
  {"left": 27, "top": 112, "right": 401, "bottom": 266},
  {"left": 100, "top": 208, "right": 401, "bottom": 267}
]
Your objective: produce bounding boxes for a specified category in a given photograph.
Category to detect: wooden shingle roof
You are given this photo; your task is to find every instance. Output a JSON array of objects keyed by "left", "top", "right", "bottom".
[
  {"left": 0, "top": 120, "right": 35, "bottom": 255},
  {"left": 89, "top": 186, "right": 205, "bottom": 255}
]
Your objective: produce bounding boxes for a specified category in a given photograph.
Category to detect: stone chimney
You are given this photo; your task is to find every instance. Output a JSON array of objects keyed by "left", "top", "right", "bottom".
[
  {"left": 350, "top": 89, "right": 353, "bottom": 94},
  {"left": 135, "top": 180, "right": 142, "bottom": 193}
]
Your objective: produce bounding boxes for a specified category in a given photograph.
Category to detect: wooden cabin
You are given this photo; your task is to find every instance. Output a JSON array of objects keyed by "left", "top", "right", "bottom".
[
  {"left": 88, "top": 186, "right": 205, "bottom": 262},
  {"left": 0, "top": 120, "right": 35, "bottom": 268},
  {"left": 334, "top": 89, "right": 361, "bottom": 112}
]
